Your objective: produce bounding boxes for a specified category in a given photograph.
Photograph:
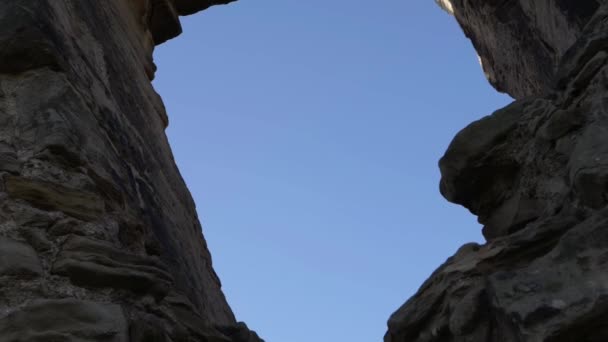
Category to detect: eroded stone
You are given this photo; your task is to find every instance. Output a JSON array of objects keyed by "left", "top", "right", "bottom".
[
  {"left": 0, "top": 237, "right": 42, "bottom": 277},
  {"left": 53, "top": 236, "right": 173, "bottom": 297},
  {"left": 386, "top": 3, "right": 608, "bottom": 341},
  {"left": 0, "top": 299, "right": 128, "bottom": 342},
  {"left": 5, "top": 176, "right": 105, "bottom": 221}
]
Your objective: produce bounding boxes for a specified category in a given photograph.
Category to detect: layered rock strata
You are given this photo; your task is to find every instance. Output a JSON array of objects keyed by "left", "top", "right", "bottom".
[
  {"left": 0, "top": 0, "right": 262, "bottom": 341},
  {"left": 386, "top": 2, "right": 608, "bottom": 341}
]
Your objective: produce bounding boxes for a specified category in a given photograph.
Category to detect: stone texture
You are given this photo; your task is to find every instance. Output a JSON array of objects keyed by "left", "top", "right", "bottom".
[
  {"left": 5, "top": 176, "right": 105, "bottom": 221},
  {"left": 0, "top": 0, "right": 262, "bottom": 340},
  {"left": 0, "top": 299, "right": 129, "bottom": 342},
  {"left": 448, "top": 0, "right": 600, "bottom": 99},
  {"left": 0, "top": 237, "right": 43, "bottom": 278},
  {"left": 386, "top": 2, "right": 608, "bottom": 341},
  {"left": 52, "top": 236, "right": 174, "bottom": 297}
]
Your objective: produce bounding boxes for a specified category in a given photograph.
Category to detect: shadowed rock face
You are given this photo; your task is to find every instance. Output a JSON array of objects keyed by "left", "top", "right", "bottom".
[
  {"left": 0, "top": 0, "right": 260, "bottom": 341},
  {"left": 449, "top": 0, "right": 600, "bottom": 99},
  {"left": 386, "top": 2, "right": 608, "bottom": 342}
]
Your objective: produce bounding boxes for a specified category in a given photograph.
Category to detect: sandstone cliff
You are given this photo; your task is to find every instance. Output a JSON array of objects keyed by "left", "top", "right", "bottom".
[
  {"left": 0, "top": 0, "right": 262, "bottom": 341},
  {"left": 386, "top": 2, "right": 608, "bottom": 341}
]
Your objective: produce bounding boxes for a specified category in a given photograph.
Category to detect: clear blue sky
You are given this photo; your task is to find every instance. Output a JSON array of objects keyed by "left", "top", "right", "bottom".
[{"left": 153, "top": 1, "right": 511, "bottom": 341}]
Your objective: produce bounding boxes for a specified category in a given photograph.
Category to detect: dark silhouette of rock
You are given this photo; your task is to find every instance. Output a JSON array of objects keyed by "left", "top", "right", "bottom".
[
  {"left": 448, "top": 0, "right": 600, "bottom": 99},
  {"left": 386, "top": 2, "right": 608, "bottom": 341},
  {"left": 0, "top": 0, "right": 261, "bottom": 340}
]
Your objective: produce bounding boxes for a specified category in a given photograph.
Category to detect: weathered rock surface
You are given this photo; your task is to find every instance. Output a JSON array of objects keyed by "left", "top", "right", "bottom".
[
  {"left": 386, "top": 2, "right": 608, "bottom": 342},
  {"left": 0, "top": 0, "right": 261, "bottom": 340},
  {"left": 448, "top": 0, "right": 600, "bottom": 99},
  {"left": 0, "top": 237, "right": 43, "bottom": 277},
  {"left": 52, "top": 235, "right": 174, "bottom": 297},
  {"left": 0, "top": 299, "right": 129, "bottom": 342}
]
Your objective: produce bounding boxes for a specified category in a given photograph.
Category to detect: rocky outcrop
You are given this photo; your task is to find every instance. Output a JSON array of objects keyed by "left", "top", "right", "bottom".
[
  {"left": 0, "top": 0, "right": 261, "bottom": 341},
  {"left": 386, "top": 2, "right": 608, "bottom": 342},
  {"left": 447, "top": 0, "right": 600, "bottom": 99}
]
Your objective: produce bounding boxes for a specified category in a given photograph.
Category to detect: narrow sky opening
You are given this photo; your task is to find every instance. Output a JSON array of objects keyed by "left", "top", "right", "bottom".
[{"left": 153, "top": 1, "right": 511, "bottom": 341}]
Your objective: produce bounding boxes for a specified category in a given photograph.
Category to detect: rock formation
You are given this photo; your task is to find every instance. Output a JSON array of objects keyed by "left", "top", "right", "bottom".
[
  {"left": 386, "top": 1, "right": 608, "bottom": 341},
  {"left": 0, "top": 0, "right": 262, "bottom": 341}
]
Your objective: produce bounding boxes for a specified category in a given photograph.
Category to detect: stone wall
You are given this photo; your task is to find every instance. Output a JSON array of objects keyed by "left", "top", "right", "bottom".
[
  {"left": 386, "top": 2, "right": 608, "bottom": 341},
  {"left": 0, "top": 0, "right": 261, "bottom": 341}
]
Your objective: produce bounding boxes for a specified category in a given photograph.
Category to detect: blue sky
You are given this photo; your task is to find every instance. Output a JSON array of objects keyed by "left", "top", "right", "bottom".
[{"left": 153, "top": 1, "right": 511, "bottom": 341}]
